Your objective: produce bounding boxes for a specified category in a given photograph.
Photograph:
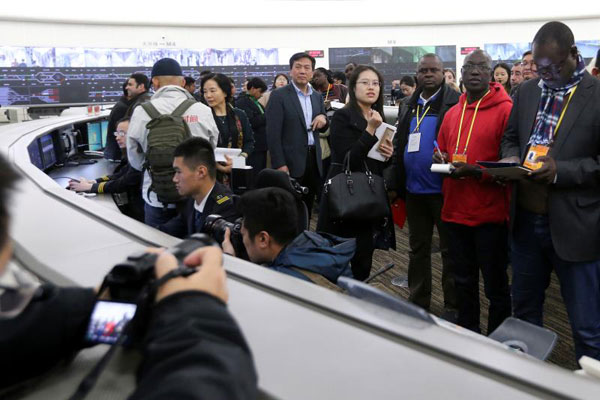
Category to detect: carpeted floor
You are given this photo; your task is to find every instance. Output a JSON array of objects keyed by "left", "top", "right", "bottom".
[{"left": 310, "top": 216, "right": 578, "bottom": 370}]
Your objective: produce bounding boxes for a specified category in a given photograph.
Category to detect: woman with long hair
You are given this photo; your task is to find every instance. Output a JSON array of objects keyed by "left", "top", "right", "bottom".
[
  {"left": 317, "top": 65, "right": 396, "bottom": 280},
  {"left": 201, "top": 73, "right": 254, "bottom": 177},
  {"left": 258, "top": 73, "right": 289, "bottom": 108},
  {"left": 493, "top": 63, "right": 512, "bottom": 94}
]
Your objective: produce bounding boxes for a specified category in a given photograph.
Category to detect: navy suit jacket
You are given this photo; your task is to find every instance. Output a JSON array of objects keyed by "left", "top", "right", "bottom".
[
  {"left": 266, "top": 83, "right": 328, "bottom": 178},
  {"left": 501, "top": 72, "right": 600, "bottom": 262}
]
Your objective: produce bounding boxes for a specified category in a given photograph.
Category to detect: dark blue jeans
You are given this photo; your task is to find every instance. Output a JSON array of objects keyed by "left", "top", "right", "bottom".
[
  {"left": 511, "top": 208, "right": 600, "bottom": 361},
  {"left": 144, "top": 203, "right": 177, "bottom": 229}
]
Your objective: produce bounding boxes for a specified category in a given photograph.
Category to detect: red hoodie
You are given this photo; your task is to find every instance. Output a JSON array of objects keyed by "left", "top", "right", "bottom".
[{"left": 437, "top": 82, "right": 513, "bottom": 227}]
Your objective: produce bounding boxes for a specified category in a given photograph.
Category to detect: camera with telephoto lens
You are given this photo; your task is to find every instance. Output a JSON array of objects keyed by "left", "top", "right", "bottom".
[
  {"left": 202, "top": 215, "right": 249, "bottom": 260},
  {"left": 99, "top": 233, "right": 218, "bottom": 345}
]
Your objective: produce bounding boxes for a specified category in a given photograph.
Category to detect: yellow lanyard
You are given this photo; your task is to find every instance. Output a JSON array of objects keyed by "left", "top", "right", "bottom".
[
  {"left": 454, "top": 90, "right": 489, "bottom": 155},
  {"left": 551, "top": 85, "right": 577, "bottom": 142},
  {"left": 325, "top": 84, "right": 332, "bottom": 101},
  {"left": 412, "top": 105, "right": 431, "bottom": 133}
]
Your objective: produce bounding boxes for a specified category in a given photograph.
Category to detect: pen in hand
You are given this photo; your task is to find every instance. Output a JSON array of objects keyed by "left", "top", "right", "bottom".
[{"left": 433, "top": 140, "right": 446, "bottom": 164}]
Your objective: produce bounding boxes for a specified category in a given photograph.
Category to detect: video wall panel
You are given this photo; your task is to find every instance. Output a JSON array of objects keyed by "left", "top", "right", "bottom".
[
  {"left": 0, "top": 47, "right": 287, "bottom": 106},
  {"left": 329, "top": 45, "right": 457, "bottom": 95},
  {"left": 0, "top": 65, "right": 291, "bottom": 106},
  {"left": 484, "top": 40, "right": 600, "bottom": 64}
]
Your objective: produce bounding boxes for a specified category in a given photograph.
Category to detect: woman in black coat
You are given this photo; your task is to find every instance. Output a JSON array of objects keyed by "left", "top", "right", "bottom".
[
  {"left": 201, "top": 73, "right": 255, "bottom": 180},
  {"left": 317, "top": 65, "right": 396, "bottom": 280}
]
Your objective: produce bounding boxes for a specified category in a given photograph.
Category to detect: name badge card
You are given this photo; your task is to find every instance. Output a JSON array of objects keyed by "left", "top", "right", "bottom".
[
  {"left": 523, "top": 144, "right": 549, "bottom": 170},
  {"left": 452, "top": 153, "right": 467, "bottom": 164},
  {"left": 407, "top": 132, "right": 421, "bottom": 153}
]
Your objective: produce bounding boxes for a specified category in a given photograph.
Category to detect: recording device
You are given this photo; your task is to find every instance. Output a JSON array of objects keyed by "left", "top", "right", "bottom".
[
  {"left": 95, "top": 233, "right": 218, "bottom": 346},
  {"left": 202, "top": 215, "right": 249, "bottom": 260},
  {"left": 85, "top": 300, "right": 137, "bottom": 345},
  {"left": 289, "top": 177, "right": 308, "bottom": 196}
]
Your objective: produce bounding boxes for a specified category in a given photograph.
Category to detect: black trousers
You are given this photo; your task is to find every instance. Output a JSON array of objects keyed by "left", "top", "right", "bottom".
[
  {"left": 297, "top": 145, "right": 320, "bottom": 222},
  {"left": 406, "top": 193, "right": 456, "bottom": 311},
  {"left": 446, "top": 222, "right": 511, "bottom": 335}
]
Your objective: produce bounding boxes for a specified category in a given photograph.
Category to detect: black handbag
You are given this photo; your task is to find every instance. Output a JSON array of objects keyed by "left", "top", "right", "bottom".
[{"left": 324, "top": 153, "right": 388, "bottom": 221}]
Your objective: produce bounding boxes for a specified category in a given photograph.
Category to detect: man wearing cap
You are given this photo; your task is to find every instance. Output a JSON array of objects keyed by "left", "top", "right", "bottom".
[{"left": 127, "top": 58, "right": 219, "bottom": 227}]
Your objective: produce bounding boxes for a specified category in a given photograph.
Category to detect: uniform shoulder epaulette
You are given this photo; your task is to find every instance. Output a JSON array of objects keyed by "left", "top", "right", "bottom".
[{"left": 215, "top": 194, "right": 231, "bottom": 205}]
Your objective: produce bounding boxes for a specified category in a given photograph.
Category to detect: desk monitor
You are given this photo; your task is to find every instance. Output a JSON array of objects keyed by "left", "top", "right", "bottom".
[
  {"left": 28, "top": 140, "right": 43, "bottom": 170},
  {"left": 100, "top": 120, "right": 108, "bottom": 148},
  {"left": 39, "top": 133, "right": 57, "bottom": 170},
  {"left": 87, "top": 122, "right": 102, "bottom": 151}
]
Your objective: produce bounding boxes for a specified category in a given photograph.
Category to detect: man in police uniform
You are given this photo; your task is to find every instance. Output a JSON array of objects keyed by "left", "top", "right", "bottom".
[{"left": 160, "top": 137, "right": 239, "bottom": 238}]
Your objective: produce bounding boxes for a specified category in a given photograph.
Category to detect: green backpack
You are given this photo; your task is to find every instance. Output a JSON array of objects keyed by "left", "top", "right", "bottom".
[{"left": 142, "top": 99, "right": 196, "bottom": 204}]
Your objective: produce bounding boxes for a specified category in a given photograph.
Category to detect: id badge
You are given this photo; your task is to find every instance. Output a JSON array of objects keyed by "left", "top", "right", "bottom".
[
  {"left": 407, "top": 132, "right": 421, "bottom": 153},
  {"left": 452, "top": 153, "right": 467, "bottom": 163},
  {"left": 523, "top": 144, "right": 549, "bottom": 170}
]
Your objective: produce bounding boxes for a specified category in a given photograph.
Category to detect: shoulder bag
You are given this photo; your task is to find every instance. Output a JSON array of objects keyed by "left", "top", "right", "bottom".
[{"left": 324, "top": 152, "right": 388, "bottom": 221}]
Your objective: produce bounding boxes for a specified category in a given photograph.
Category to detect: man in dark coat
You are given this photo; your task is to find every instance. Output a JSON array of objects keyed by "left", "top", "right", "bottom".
[
  {"left": 69, "top": 118, "right": 144, "bottom": 222},
  {"left": 125, "top": 73, "right": 151, "bottom": 117},
  {"left": 104, "top": 81, "right": 132, "bottom": 161},
  {"left": 500, "top": 21, "right": 600, "bottom": 361},
  {"left": 236, "top": 77, "right": 268, "bottom": 178},
  {"left": 266, "top": 52, "right": 329, "bottom": 219},
  {"left": 160, "top": 137, "right": 239, "bottom": 238}
]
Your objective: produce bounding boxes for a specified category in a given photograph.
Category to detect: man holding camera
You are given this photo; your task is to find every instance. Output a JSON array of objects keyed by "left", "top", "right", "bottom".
[
  {"left": 0, "top": 154, "right": 257, "bottom": 398},
  {"left": 222, "top": 187, "right": 355, "bottom": 284},
  {"left": 160, "top": 137, "right": 239, "bottom": 238}
]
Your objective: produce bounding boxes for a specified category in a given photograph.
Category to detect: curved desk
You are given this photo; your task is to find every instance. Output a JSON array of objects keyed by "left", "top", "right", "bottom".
[{"left": 2, "top": 115, "right": 599, "bottom": 400}]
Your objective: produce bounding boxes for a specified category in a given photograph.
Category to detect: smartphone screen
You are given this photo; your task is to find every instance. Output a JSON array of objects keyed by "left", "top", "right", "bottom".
[{"left": 85, "top": 300, "right": 137, "bottom": 345}]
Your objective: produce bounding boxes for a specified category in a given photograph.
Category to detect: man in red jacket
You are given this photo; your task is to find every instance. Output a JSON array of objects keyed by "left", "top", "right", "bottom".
[{"left": 433, "top": 49, "right": 513, "bottom": 334}]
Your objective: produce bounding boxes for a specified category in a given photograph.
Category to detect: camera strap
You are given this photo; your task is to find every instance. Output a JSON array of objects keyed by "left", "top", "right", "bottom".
[{"left": 68, "top": 267, "right": 198, "bottom": 400}]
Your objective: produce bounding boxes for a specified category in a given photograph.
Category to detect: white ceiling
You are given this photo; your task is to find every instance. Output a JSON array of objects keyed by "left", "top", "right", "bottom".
[{"left": 2, "top": 0, "right": 600, "bottom": 27}]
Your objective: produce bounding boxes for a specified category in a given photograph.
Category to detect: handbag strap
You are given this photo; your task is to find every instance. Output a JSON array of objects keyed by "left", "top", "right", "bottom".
[{"left": 342, "top": 151, "right": 373, "bottom": 176}]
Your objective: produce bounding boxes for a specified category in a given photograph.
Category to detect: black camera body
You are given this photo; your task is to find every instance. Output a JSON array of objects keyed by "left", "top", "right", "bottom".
[
  {"left": 202, "top": 215, "right": 249, "bottom": 260},
  {"left": 104, "top": 233, "right": 218, "bottom": 303},
  {"left": 100, "top": 234, "right": 218, "bottom": 346}
]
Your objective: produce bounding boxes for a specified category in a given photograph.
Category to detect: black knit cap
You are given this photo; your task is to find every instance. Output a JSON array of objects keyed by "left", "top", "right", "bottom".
[{"left": 151, "top": 58, "right": 183, "bottom": 78}]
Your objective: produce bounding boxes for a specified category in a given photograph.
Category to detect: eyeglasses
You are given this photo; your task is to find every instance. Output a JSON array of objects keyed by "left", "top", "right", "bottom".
[
  {"left": 535, "top": 52, "right": 570, "bottom": 76},
  {"left": 462, "top": 64, "right": 491, "bottom": 72},
  {"left": 113, "top": 131, "right": 126, "bottom": 137},
  {"left": 356, "top": 80, "right": 380, "bottom": 88}
]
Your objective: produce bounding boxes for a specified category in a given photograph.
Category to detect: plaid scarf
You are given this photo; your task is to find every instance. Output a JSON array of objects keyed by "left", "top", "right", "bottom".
[{"left": 529, "top": 54, "right": 586, "bottom": 146}]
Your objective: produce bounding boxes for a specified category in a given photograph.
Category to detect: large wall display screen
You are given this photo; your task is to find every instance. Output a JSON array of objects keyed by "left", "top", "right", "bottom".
[
  {"left": 0, "top": 47, "right": 289, "bottom": 106},
  {"left": 329, "top": 46, "right": 457, "bottom": 96},
  {"left": 484, "top": 40, "right": 600, "bottom": 63}
]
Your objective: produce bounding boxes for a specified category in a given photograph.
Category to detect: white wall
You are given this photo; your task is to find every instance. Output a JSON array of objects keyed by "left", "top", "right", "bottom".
[{"left": 1, "top": 10, "right": 599, "bottom": 71}]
